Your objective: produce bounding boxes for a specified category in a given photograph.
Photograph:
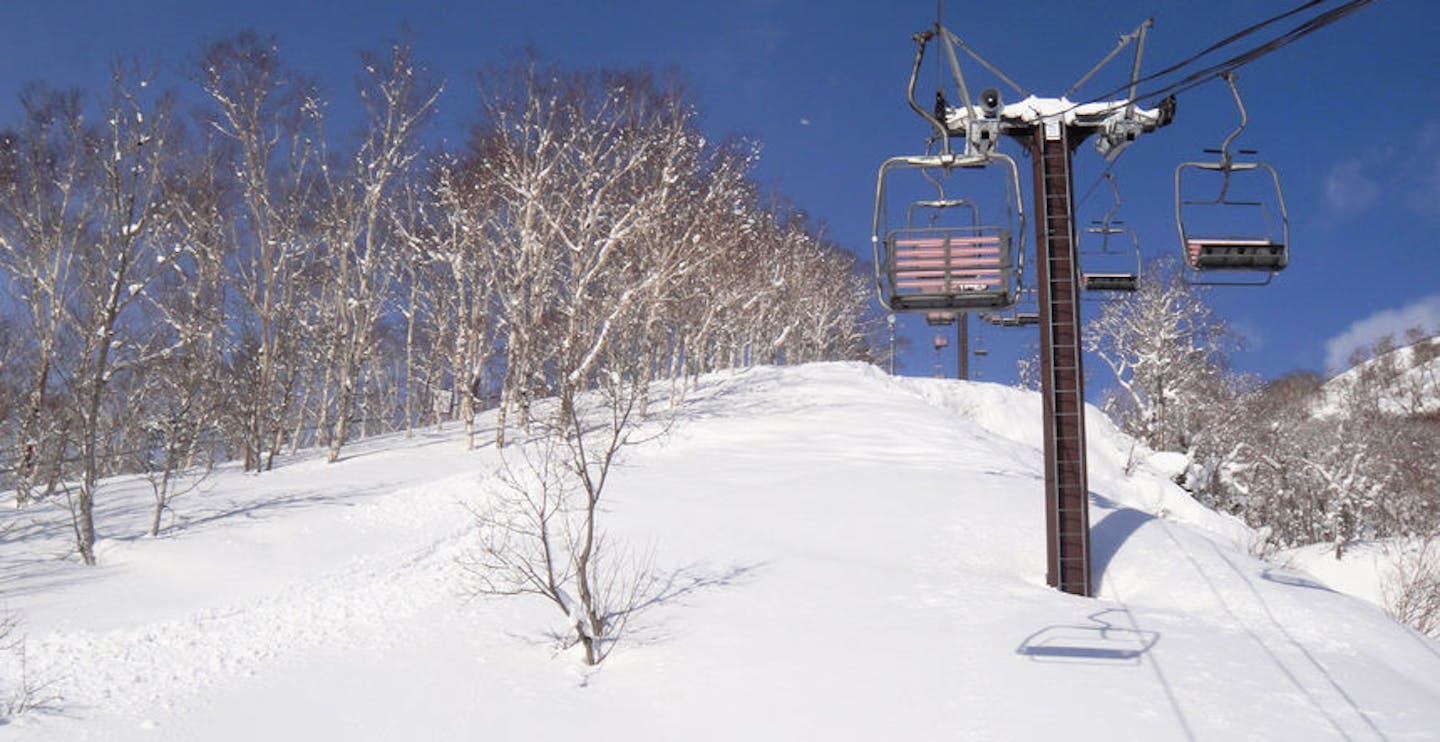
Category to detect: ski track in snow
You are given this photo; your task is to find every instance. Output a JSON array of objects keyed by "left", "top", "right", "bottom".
[
  {"left": 1110, "top": 518, "right": 1389, "bottom": 741},
  {"left": 8, "top": 461, "right": 492, "bottom": 733}
]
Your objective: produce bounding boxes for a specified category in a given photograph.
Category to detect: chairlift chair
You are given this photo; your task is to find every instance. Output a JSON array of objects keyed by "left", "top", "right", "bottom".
[
  {"left": 981, "top": 311, "right": 1040, "bottom": 328},
  {"left": 1080, "top": 174, "right": 1142, "bottom": 295},
  {"left": 873, "top": 153, "right": 1025, "bottom": 313},
  {"left": 1082, "top": 272, "right": 1139, "bottom": 293},
  {"left": 871, "top": 24, "right": 1025, "bottom": 315},
  {"left": 911, "top": 203, "right": 972, "bottom": 329},
  {"left": 1175, "top": 74, "right": 1289, "bottom": 286}
]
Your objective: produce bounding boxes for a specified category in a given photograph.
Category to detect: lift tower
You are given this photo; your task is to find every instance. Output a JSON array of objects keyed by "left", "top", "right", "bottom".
[
  {"left": 874, "top": 22, "right": 1173, "bottom": 595},
  {"left": 939, "top": 34, "right": 1173, "bottom": 596}
]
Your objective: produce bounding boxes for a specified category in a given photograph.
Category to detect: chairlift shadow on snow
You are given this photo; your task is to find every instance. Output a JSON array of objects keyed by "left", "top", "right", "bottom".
[
  {"left": 1015, "top": 608, "right": 1159, "bottom": 665},
  {"left": 1011, "top": 499, "right": 1162, "bottom": 665}
]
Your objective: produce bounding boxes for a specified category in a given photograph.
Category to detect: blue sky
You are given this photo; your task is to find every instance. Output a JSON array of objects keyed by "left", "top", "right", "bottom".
[{"left": 3, "top": 0, "right": 1435, "bottom": 384}]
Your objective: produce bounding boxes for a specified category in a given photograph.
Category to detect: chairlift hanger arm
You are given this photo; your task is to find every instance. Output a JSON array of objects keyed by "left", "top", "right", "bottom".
[
  {"left": 906, "top": 30, "right": 953, "bottom": 155},
  {"left": 910, "top": 25, "right": 1004, "bottom": 161},
  {"left": 1124, "top": 19, "right": 1152, "bottom": 117},
  {"left": 936, "top": 26, "right": 974, "bottom": 127},
  {"left": 1215, "top": 72, "right": 1247, "bottom": 170},
  {"left": 1099, "top": 172, "right": 1122, "bottom": 232},
  {"left": 1097, "top": 18, "right": 1158, "bottom": 162}
]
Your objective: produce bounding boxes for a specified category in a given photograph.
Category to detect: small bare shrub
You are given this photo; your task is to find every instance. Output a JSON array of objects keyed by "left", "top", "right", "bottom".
[{"left": 1382, "top": 533, "right": 1440, "bottom": 639}]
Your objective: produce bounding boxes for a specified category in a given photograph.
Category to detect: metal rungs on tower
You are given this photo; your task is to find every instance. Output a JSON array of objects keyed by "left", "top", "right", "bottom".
[{"left": 1033, "top": 122, "right": 1093, "bottom": 596}]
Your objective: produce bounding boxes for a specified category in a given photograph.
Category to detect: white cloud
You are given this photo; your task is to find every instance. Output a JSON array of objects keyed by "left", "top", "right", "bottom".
[
  {"left": 1324, "top": 294, "right": 1440, "bottom": 372},
  {"left": 1324, "top": 121, "right": 1440, "bottom": 218},
  {"left": 1402, "top": 122, "right": 1440, "bottom": 216},
  {"left": 1323, "top": 158, "right": 1381, "bottom": 213}
]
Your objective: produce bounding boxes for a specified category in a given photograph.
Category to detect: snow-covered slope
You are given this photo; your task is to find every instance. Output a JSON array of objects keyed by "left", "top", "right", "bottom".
[
  {"left": 2, "top": 362, "right": 1437, "bottom": 741},
  {"left": 1321, "top": 335, "right": 1440, "bottom": 417}
]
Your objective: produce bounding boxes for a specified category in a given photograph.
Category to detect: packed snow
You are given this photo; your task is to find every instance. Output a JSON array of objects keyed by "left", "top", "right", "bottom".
[{"left": 1, "top": 362, "right": 1437, "bottom": 740}]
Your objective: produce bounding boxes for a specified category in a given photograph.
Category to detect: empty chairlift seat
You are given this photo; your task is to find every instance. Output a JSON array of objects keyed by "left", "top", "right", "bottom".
[
  {"left": 1080, "top": 273, "right": 1138, "bottom": 292},
  {"left": 1185, "top": 237, "right": 1287, "bottom": 271},
  {"left": 982, "top": 311, "right": 1039, "bottom": 328},
  {"left": 887, "top": 229, "right": 1013, "bottom": 311},
  {"left": 1172, "top": 75, "right": 1290, "bottom": 284}
]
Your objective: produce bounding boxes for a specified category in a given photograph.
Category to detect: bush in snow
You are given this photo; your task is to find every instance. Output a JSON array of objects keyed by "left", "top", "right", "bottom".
[
  {"left": 0, "top": 607, "right": 61, "bottom": 719},
  {"left": 1381, "top": 532, "right": 1440, "bottom": 639},
  {"left": 466, "top": 373, "right": 664, "bottom": 666}
]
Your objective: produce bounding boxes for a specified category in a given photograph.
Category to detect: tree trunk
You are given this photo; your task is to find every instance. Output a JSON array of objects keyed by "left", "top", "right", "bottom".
[{"left": 15, "top": 353, "right": 52, "bottom": 507}]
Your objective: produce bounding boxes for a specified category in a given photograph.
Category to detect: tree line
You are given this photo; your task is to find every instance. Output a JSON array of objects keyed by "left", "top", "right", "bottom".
[
  {"left": 0, "top": 34, "right": 876, "bottom": 564},
  {"left": 1085, "top": 261, "right": 1439, "bottom": 561}
]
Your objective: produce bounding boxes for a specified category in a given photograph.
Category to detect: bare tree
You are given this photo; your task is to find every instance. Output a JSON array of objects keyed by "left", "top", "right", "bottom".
[
  {"left": 1383, "top": 531, "right": 1440, "bottom": 639},
  {"left": 463, "top": 59, "right": 578, "bottom": 447},
  {"left": 423, "top": 157, "right": 500, "bottom": 450},
  {"left": 462, "top": 63, "right": 733, "bottom": 664},
  {"left": 1085, "top": 258, "right": 1235, "bottom": 454},
  {"left": 0, "top": 86, "right": 93, "bottom": 507},
  {"left": 1, "top": 612, "right": 62, "bottom": 720},
  {"left": 0, "top": 316, "right": 26, "bottom": 491},
  {"left": 320, "top": 40, "right": 441, "bottom": 463},
  {"left": 200, "top": 32, "right": 326, "bottom": 472},
  {"left": 59, "top": 64, "right": 185, "bottom": 563},
  {"left": 468, "top": 353, "right": 663, "bottom": 665}
]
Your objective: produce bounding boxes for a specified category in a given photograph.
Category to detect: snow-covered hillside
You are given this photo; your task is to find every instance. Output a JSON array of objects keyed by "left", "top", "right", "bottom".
[
  {"left": 2, "top": 363, "right": 1437, "bottom": 741},
  {"left": 1321, "top": 335, "right": 1440, "bottom": 417}
]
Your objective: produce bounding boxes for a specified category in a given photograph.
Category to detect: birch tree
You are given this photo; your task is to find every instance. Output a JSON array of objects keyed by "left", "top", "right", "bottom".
[
  {"left": 422, "top": 157, "right": 501, "bottom": 449},
  {"left": 464, "top": 60, "right": 574, "bottom": 447},
  {"left": 64, "top": 65, "right": 184, "bottom": 563},
  {"left": 321, "top": 41, "right": 441, "bottom": 463},
  {"left": 0, "top": 316, "right": 23, "bottom": 490},
  {"left": 200, "top": 32, "right": 325, "bottom": 471},
  {"left": 0, "top": 86, "right": 93, "bottom": 507},
  {"left": 127, "top": 141, "right": 230, "bottom": 534}
]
